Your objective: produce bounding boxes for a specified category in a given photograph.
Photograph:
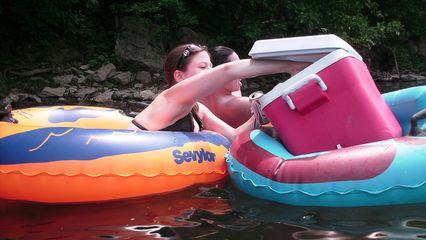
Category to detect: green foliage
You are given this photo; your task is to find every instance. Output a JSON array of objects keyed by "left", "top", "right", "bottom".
[
  {"left": 110, "top": 0, "right": 198, "bottom": 36},
  {"left": 191, "top": 0, "right": 425, "bottom": 70},
  {"left": 88, "top": 52, "right": 121, "bottom": 69},
  {"left": 0, "top": 0, "right": 425, "bottom": 71},
  {"left": 0, "top": 0, "right": 114, "bottom": 66},
  {"left": 1, "top": 0, "right": 99, "bottom": 45}
]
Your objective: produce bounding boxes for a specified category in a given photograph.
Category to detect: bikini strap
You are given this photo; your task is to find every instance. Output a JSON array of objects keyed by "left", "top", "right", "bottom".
[
  {"left": 132, "top": 104, "right": 203, "bottom": 132},
  {"left": 131, "top": 119, "right": 147, "bottom": 130}
]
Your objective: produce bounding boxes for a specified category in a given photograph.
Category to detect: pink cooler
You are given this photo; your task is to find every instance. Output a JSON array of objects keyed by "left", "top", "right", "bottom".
[{"left": 250, "top": 36, "right": 402, "bottom": 155}]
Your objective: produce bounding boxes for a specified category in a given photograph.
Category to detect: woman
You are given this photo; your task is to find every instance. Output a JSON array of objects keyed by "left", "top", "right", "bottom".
[
  {"left": 130, "top": 44, "right": 308, "bottom": 142},
  {"left": 199, "top": 46, "right": 252, "bottom": 128}
]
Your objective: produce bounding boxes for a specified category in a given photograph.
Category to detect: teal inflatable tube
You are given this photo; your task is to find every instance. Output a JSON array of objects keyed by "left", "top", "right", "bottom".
[{"left": 227, "top": 86, "right": 426, "bottom": 207}]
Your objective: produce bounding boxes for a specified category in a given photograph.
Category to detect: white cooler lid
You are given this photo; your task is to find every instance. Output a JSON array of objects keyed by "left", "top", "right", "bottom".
[{"left": 249, "top": 34, "right": 362, "bottom": 62}]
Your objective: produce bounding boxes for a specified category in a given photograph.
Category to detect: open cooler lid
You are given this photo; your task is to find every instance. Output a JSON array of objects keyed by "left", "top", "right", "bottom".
[{"left": 249, "top": 34, "right": 362, "bottom": 62}]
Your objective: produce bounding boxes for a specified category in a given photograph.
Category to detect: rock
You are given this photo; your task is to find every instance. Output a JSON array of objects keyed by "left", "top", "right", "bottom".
[
  {"left": 76, "top": 75, "right": 87, "bottom": 85},
  {"left": 176, "top": 27, "right": 208, "bottom": 45},
  {"left": 2, "top": 93, "right": 42, "bottom": 105},
  {"left": 93, "top": 63, "right": 116, "bottom": 82},
  {"left": 39, "top": 87, "right": 67, "bottom": 97},
  {"left": 153, "top": 73, "right": 161, "bottom": 79},
  {"left": 75, "top": 87, "right": 97, "bottom": 98},
  {"left": 115, "top": 15, "right": 164, "bottom": 71},
  {"left": 133, "top": 83, "right": 144, "bottom": 89},
  {"left": 79, "top": 64, "right": 90, "bottom": 71},
  {"left": 112, "top": 89, "right": 135, "bottom": 100},
  {"left": 135, "top": 71, "right": 152, "bottom": 84},
  {"left": 111, "top": 71, "right": 132, "bottom": 85},
  {"left": 85, "top": 69, "right": 96, "bottom": 75},
  {"left": 372, "top": 71, "right": 392, "bottom": 81},
  {"left": 92, "top": 90, "right": 114, "bottom": 103},
  {"left": 53, "top": 74, "right": 74, "bottom": 86},
  {"left": 66, "top": 86, "right": 78, "bottom": 95},
  {"left": 70, "top": 67, "right": 84, "bottom": 76},
  {"left": 390, "top": 74, "right": 400, "bottom": 81},
  {"left": 133, "top": 89, "right": 156, "bottom": 100},
  {"left": 400, "top": 73, "right": 426, "bottom": 81}
]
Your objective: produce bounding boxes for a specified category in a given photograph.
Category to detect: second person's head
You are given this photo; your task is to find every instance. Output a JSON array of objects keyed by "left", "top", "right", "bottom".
[{"left": 209, "top": 46, "right": 242, "bottom": 92}]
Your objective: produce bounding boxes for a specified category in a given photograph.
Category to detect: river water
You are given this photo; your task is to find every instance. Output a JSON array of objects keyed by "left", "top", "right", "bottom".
[
  {"left": 1, "top": 180, "right": 426, "bottom": 239},
  {"left": 2, "top": 82, "right": 426, "bottom": 239}
]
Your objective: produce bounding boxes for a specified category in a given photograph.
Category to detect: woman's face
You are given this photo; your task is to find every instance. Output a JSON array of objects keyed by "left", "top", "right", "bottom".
[
  {"left": 223, "top": 52, "right": 242, "bottom": 92},
  {"left": 179, "top": 51, "right": 212, "bottom": 80}
]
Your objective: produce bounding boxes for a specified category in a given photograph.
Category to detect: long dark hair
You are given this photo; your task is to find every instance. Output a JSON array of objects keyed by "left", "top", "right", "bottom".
[
  {"left": 208, "top": 46, "right": 235, "bottom": 67},
  {"left": 164, "top": 44, "right": 208, "bottom": 88}
]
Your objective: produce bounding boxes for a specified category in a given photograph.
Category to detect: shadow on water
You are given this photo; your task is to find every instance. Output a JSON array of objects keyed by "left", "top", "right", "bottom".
[
  {"left": 226, "top": 183, "right": 426, "bottom": 240},
  {"left": 1, "top": 181, "right": 426, "bottom": 239}
]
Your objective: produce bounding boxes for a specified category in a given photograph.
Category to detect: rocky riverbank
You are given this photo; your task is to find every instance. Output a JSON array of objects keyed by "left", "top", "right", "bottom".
[
  {"left": 2, "top": 61, "right": 425, "bottom": 112},
  {"left": 1, "top": 63, "right": 161, "bottom": 110}
]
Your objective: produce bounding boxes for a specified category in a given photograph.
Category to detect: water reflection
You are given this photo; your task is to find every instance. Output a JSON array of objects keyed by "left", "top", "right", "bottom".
[
  {"left": 0, "top": 183, "right": 230, "bottom": 239},
  {"left": 226, "top": 184, "right": 426, "bottom": 239},
  {"left": 1, "top": 182, "right": 426, "bottom": 239}
]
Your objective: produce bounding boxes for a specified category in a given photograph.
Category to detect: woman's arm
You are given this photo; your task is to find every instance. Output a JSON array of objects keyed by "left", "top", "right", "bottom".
[
  {"left": 135, "top": 59, "right": 309, "bottom": 131},
  {"left": 198, "top": 103, "right": 256, "bottom": 142},
  {"left": 168, "top": 59, "right": 308, "bottom": 105}
]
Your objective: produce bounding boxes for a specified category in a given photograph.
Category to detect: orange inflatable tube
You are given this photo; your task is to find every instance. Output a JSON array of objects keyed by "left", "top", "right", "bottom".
[{"left": 0, "top": 106, "right": 230, "bottom": 203}]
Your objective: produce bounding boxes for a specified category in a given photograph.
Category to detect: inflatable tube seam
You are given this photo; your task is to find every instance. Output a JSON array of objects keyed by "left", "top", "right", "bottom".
[{"left": 0, "top": 169, "right": 227, "bottom": 178}]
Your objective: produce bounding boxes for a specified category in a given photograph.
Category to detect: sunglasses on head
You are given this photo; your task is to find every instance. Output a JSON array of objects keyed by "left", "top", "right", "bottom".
[{"left": 176, "top": 44, "right": 204, "bottom": 70}]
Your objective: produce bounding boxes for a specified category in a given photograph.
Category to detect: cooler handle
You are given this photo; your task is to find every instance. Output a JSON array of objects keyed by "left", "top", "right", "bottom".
[{"left": 283, "top": 74, "right": 327, "bottom": 110}]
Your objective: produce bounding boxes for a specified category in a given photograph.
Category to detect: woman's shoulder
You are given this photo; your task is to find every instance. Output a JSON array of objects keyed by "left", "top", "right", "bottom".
[{"left": 224, "top": 95, "right": 251, "bottom": 108}]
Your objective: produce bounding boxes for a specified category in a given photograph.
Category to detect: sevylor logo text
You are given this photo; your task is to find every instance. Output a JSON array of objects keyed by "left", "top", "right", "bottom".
[{"left": 173, "top": 148, "right": 216, "bottom": 164}]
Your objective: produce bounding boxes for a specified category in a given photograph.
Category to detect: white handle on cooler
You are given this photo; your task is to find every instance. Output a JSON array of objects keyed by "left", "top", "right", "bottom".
[{"left": 282, "top": 74, "right": 327, "bottom": 110}]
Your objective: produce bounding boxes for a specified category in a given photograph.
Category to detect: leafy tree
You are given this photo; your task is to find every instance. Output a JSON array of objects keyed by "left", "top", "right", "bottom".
[{"left": 0, "top": 0, "right": 425, "bottom": 71}]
